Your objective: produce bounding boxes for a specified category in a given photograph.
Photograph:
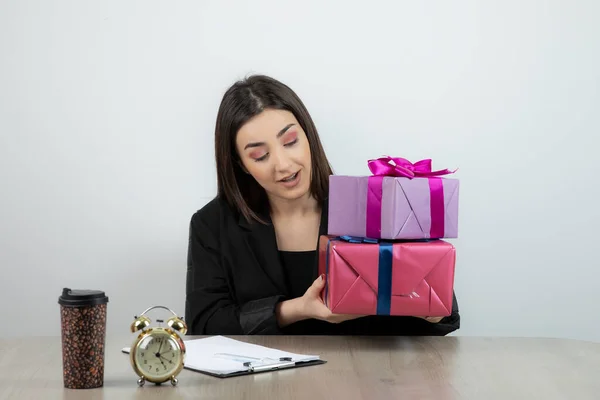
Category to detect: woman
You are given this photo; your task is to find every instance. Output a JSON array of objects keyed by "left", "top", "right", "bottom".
[{"left": 185, "top": 74, "right": 460, "bottom": 335}]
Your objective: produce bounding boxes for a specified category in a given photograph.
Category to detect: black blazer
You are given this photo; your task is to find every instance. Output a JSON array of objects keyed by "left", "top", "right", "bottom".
[{"left": 185, "top": 196, "right": 460, "bottom": 335}]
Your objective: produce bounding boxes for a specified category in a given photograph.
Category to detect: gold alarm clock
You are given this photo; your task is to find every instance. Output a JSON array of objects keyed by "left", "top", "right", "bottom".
[{"left": 129, "top": 305, "right": 187, "bottom": 386}]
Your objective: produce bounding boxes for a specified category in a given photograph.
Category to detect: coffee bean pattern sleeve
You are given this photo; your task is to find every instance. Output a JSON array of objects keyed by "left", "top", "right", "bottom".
[{"left": 60, "top": 304, "right": 107, "bottom": 389}]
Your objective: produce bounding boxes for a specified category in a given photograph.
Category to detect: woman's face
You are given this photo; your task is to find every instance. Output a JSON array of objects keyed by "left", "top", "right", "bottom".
[{"left": 235, "top": 109, "right": 312, "bottom": 203}]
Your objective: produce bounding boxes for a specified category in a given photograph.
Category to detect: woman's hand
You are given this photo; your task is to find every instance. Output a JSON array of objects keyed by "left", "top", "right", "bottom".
[
  {"left": 275, "top": 274, "right": 364, "bottom": 328},
  {"left": 300, "top": 274, "right": 364, "bottom": 324},
  {"left": 416, "top": 316, "right": 444, "bottom": 323}
]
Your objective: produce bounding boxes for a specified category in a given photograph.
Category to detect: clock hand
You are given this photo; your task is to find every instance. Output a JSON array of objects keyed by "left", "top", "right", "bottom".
[
  {"left": 154, "top": 342, "right": 163, "bottom": 359},
  {"left": 160, "top": 355, "right": 174, "bottom": 365}
]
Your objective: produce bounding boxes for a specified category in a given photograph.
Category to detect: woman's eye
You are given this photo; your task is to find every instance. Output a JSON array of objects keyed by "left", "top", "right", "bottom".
[
  {"left": 254, "top": 154, "right": 268, "bottom": 162},
  {"left": 284, "top": 139, "right": 298, "bottom": 147}
]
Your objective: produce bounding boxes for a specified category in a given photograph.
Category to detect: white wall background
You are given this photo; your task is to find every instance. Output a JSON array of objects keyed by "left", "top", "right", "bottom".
[{"left": 1, "top": 0, "right": 599, "bottom": 342}]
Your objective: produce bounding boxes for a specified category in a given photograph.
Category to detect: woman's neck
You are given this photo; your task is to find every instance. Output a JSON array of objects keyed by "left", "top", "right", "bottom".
[
  {"left": 268, "top": 192, "right": 323, "bottom": 252},
  {"left": 268, "top": 192, "right": 320, "bottom": 220}
]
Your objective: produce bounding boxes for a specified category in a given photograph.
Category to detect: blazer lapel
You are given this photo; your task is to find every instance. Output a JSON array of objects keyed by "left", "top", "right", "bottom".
[
  {"left": 318, "top": 197, "right": 329, "bottom": 238},
  {"left": 312, "top": 197, "right": 329, "bottom": 279},
  {"left": 238, "top": 197, "right": 330, "bottom": 295},
  {"left": 238, "top": 211, "right": 288, "bottom": 295}
]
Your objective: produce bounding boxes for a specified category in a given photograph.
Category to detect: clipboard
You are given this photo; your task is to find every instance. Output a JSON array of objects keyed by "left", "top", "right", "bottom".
[
  {"left": 121, "top": 335, "right": 326, "bottom": 378},
  {"left": 189, "top": 353, "right": 326, "bottom": 378}
]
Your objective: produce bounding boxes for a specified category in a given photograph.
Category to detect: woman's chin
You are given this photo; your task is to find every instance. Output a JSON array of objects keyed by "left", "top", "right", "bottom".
[{"left": 269, "top": 185, "right": 311, "bottom": 202}]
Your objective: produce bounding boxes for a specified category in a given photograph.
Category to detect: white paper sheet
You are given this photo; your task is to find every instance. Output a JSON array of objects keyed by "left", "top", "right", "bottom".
[{"left": 122, "top": 335, "right": 321, "bottom": 376}]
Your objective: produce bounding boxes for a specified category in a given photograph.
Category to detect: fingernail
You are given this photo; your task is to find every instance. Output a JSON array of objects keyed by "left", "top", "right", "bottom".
[{"left": 320, "top": 274, "right": 325, "bottom": 281}]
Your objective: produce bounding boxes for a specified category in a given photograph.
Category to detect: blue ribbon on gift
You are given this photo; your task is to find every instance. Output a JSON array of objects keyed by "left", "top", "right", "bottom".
[
  {"left": 337, "top": 235, "right": 379, "bottom": 244},
  {"left": 325, "top": 235, "right": 393, "bottom": 315}
]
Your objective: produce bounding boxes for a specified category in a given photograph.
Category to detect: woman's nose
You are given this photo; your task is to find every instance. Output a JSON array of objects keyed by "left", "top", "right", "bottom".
[{"left": 272, "top": 149, "right": 293, "bottom": 172}]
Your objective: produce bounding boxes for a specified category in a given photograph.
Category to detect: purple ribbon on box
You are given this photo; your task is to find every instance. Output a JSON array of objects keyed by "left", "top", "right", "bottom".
[{"left": 366, "top": 156, "right": 456, "bottom": 239}]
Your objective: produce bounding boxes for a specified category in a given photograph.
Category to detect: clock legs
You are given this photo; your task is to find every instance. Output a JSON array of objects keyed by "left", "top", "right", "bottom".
[{"left": 136, "top": 376, "right": 177, "bottom": 386}]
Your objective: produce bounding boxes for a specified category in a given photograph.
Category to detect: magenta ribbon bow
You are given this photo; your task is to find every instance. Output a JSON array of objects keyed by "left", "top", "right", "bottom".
[
  {"left": 367, "top": 156, "right": 455, "bottom": 179},
  {"left": 365, "top": 156, "right": 455, "bottom": 239}
]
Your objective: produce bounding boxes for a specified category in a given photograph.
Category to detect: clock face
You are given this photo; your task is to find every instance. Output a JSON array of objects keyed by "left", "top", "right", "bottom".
[{"left": 133, "top": 330, "right": 183, "bottom": 381}]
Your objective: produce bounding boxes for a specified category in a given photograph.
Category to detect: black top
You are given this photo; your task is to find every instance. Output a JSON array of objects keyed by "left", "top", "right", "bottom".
[
  {"left": 279, "top": 250, "right": 317, "bottom": 299},
  {"left": 185, "top": 196, "right": 460, "bottom": 336},
  {"left": 277, "top": 249, "right": 330, "bottom": 335}
]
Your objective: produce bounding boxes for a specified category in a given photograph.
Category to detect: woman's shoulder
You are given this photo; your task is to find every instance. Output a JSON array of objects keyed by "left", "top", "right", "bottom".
[
  {"left": 192, "top": 196, "right": 221, "bottom": 220},
  {"left": 189, "top": 196, "right": 239, "bottom": 236}
]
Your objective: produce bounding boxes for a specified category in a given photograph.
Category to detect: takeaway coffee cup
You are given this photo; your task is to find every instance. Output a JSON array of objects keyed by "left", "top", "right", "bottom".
[{"left": 58, "top": 288, "right": 109, "bottom": 389}]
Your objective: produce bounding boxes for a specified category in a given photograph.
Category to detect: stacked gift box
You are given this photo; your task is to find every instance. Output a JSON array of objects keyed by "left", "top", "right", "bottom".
[{"left": 318, "top": 156, "right": 459, "bottom": 317}]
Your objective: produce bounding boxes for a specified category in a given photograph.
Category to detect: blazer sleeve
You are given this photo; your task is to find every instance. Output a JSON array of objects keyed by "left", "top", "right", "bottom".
[
  {"left": 417, "top": 291, "right": 460, "bottom": 336},
  {"left": 185, "top": 211, "right": 285, "bottom": 335}
]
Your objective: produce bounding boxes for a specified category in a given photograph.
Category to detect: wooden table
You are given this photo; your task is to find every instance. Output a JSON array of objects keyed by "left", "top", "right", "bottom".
[{"left": 1, "top": 335, "right": 598, "bottom": 399}]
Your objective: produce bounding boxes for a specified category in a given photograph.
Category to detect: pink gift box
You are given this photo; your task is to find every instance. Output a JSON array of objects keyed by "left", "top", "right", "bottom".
[
  {"left": 318, "top": 235, "right": 456, "bottom": 317},
  {"left": 327, "top": 156, "right": 459, "bottom": 240}
]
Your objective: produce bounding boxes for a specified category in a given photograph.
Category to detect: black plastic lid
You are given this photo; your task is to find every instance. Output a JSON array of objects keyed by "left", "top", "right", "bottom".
[{"left": 58, "top": 288, "right": 109, "bottom": 307}]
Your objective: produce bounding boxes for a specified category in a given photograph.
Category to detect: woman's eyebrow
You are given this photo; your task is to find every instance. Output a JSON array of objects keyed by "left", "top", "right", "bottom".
[
  {"left": 244, "top": 123, "right": 296, "bottom": 149},
  {"left": 276, "top": 123, "right": 295, "bottom": 138}
]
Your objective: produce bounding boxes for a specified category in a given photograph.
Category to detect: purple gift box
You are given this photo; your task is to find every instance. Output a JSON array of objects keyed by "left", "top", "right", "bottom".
[{"left": 327, "top": 156, "right": 459, "bottom": 240}]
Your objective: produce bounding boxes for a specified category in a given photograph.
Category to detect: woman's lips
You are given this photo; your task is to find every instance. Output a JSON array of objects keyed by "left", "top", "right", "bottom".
[{"left": 278, "top": 171, "right": 300, "bottom": 188}]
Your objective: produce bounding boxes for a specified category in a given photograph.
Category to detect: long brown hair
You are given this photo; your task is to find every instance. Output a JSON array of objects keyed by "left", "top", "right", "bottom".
[{"left": 214, "top": 75, "right": 333, "bottom": 224}]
